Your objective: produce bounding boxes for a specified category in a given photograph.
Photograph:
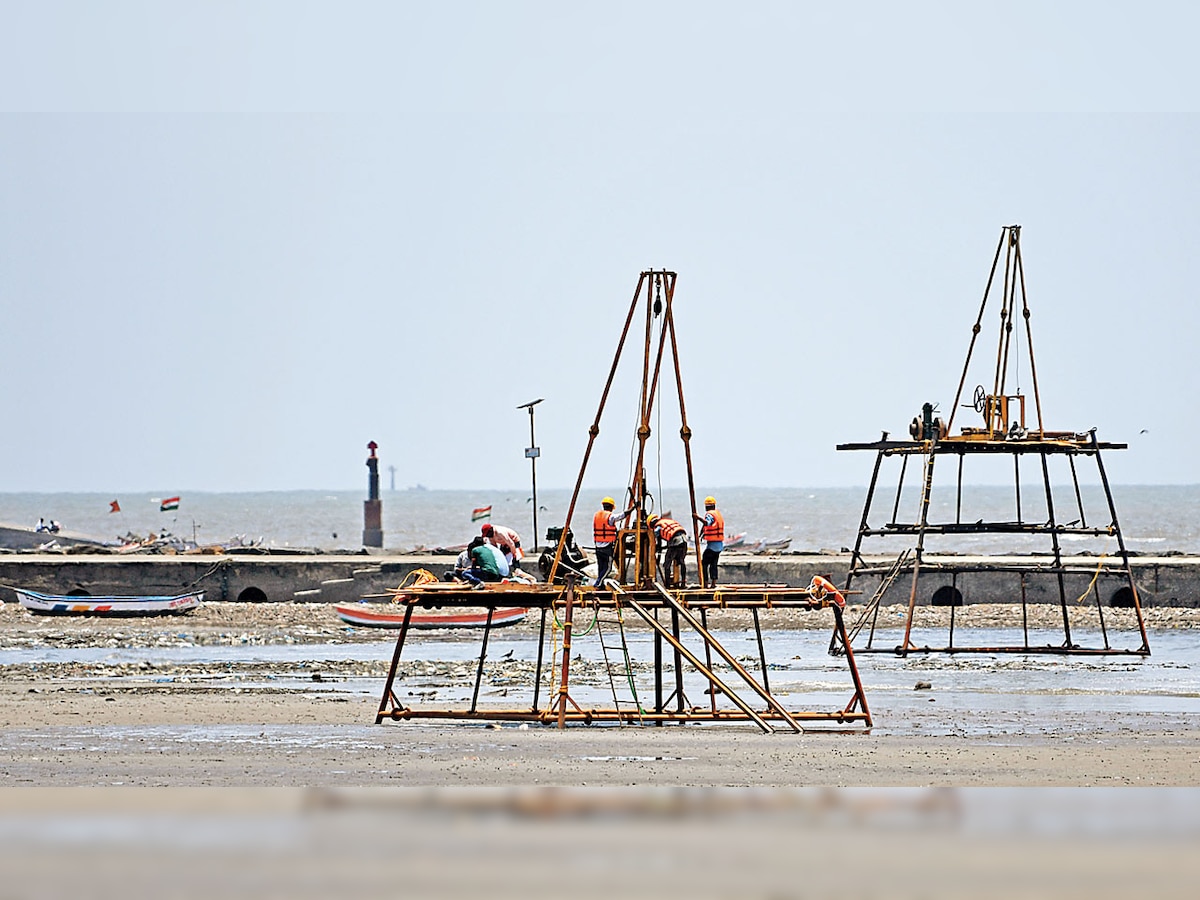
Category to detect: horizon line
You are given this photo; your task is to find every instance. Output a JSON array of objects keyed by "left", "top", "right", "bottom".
[{"left": 1, "top": 482, "right": 1196, "bottom": 495}]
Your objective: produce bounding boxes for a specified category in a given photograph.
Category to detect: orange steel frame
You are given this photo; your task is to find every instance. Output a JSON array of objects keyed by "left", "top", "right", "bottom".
[{"left": 373, "top": 578, "right": 872, "bottom": 733}]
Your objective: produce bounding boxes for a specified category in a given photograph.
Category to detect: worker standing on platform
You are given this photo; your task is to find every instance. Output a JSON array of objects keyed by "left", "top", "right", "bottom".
[
  {"left": 647, "top": 513, "right": 688, "bottom": 588},
  {"left": 592, "top": 496, "right": 632, "bottom": 586},
  {"left": 693, "top": 495, "right": 725, "bottom": 588}
]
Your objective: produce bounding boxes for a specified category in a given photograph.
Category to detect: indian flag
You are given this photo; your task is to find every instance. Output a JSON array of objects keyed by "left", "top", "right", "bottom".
[
  {"left": 471, "top": 505, "right": 492, "bottom": 522},
  {"left": 160, "top": 496, "right": 180, "bottom": 512}
]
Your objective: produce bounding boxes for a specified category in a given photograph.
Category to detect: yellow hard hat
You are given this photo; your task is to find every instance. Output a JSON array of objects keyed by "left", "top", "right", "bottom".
[
  {"left": 646, "top": 513, "right": 659, "bottom": 526},
  {"left": 704, "top": 496, "right": 716, "bottom": 506},
  {"left": 602, "top": 496, "right": 615, "bottom": 507}
]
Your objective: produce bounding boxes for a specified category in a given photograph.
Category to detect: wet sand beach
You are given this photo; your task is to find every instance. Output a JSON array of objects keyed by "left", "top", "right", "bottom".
[
  {"left": 2, "top": 601, "right": 1198, "bottom": 788},
  {"left": 3, "top": 593, "right": 1200, "bottom": 899}
]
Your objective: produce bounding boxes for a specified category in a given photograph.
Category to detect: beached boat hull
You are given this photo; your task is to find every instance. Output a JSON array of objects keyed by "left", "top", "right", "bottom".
[
  {"left": 722, "top": 533, "right": 748, "bottom": 550},
  {"left": 335, "top": 604, "right": 527, "bottom": 629},
  {"left": 15, "top": 589, "right": 203, "bottom": 616}
]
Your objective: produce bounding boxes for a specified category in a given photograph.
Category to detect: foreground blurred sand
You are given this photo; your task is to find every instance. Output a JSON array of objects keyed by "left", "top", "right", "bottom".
[{"left": 1, "top": 787, "right": 1199, "bottom": 899}]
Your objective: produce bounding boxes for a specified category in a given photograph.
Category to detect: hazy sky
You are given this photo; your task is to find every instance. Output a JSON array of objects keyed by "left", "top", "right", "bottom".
[{"left": 2, "top": 2, "right": 1197, "bottom": 492}]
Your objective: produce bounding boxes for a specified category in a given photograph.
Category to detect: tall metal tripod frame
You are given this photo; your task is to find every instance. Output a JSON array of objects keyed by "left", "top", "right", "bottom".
[
  {"left": 546, "top": 269, "right": 704, "bottom": 589},
  {"left": 836, "top": 226, "right": 1150, "bottom": 657}
]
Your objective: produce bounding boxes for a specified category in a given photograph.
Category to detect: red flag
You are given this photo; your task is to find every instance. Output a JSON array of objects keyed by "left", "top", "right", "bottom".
[{"left": 109, "top": 500, "right": 121, "bottom": 513}]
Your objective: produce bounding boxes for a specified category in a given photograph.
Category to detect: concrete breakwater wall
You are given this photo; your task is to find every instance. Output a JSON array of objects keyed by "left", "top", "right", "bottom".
[{"left": 1, "top": 551, "right": 1198, "bottom": 607}]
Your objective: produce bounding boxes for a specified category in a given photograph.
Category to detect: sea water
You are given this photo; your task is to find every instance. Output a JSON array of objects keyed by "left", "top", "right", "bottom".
[{"left": 2, "top": 484, "right": 1198, "bottom": 555}]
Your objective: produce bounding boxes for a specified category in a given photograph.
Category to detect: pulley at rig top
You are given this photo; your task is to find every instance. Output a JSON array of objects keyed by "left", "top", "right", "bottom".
[
  {"left": 905, "top": 225, "right": 1043, "bottom": 445},
  {"left": 547, "top": 268, "right": 704, "bottom": 590}
]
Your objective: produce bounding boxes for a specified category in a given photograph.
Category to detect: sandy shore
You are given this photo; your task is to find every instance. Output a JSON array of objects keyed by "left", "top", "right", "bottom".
[
  {"left": 1, "top": 601, "right": 1197, "bottom": 789},
  {"left": 2, "top": 688, "right": 1196, "bottom": 788}
]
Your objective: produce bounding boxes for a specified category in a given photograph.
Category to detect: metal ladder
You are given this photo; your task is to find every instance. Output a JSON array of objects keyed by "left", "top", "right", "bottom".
[{"left": 594, "top": 592, "right": 645, "bottom": 724}]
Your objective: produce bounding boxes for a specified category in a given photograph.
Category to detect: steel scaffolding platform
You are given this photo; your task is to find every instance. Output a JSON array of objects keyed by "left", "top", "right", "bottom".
[
  {"left": 374, "top": 578, "right": 872, "bottom": 733},
  {"left": 835, "top": 226, "right": 1150, "bottom": 657}
]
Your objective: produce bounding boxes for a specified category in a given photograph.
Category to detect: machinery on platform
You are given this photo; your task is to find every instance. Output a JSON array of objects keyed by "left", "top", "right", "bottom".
[{"left": 536, "top": 526, "right": 588, "bottom": 584}]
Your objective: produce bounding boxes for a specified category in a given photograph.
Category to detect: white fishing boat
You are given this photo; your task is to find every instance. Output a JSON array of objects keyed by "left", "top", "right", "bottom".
[{"left": 14, "top": 588, "right": 203, "bottom": 616}]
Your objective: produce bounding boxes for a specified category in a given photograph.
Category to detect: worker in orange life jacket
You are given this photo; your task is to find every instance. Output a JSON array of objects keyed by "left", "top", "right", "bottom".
[
  {"left": 592, "top": 497, "right": 632, "bottom": 586},
  {"left": 693, "top": 495, "right": 725, "bottom": 587},
  {"left": 646, "top": 513, "right": 689, "bottom": 588}
]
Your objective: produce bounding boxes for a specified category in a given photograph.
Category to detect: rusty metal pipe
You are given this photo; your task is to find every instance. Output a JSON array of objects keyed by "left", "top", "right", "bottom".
[
  {"left": 550, "top": 273, "right": 647, "bottom": 581},
  {"left": 530, "top": 605, "right": 549, "bottom": 712},
  {"left": 834, "top": 606, "right": 873, "bottom": 727},
  {"left": 946, "top": 228, "right": 1006, "bottom": 434},
  {"left": 375, "top": 600, "right": 416, "bottom": 723},
  {"left": 556, "top": 578, "right": 576, "bottom": 728},
  {"left": 751, "top": 608, "right": 770, "bottom": 694},
  {"left": 900, "top": 451, "right": 938, "bottom": 655},
  {"left": 469, "top": 606, "right": 496, "bottom": 714},
  {"left": 662, "top": 289, "right": 704, "bottom": 585},
  {"left": 700, "top": 607, "right": 717, "bottom": 715},
  {"left": 1092, "top": 432, "right": 1150, "bottom": 654},
  {"left": 1015, "top": 238, "right": 1046, "bottom": 434},
  {"left": 992, "top": 232, "right": 1014, "bottom": 405},
  {"left": 1040, "top": 450, "right": 1073, "bottom": 648}
]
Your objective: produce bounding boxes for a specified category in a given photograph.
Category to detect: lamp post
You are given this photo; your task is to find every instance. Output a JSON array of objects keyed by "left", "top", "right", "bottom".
[{"left": 517, "top": 398, "right": 544, "bottom": 551}]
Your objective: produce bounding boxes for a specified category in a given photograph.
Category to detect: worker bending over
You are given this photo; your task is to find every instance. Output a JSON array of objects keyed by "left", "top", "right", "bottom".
[
  {"left": 482, "top": 522, "right": 523, "bottom": 570},
  {"left": 647, "top": 513, "right": 688, "bottom": 589}
]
